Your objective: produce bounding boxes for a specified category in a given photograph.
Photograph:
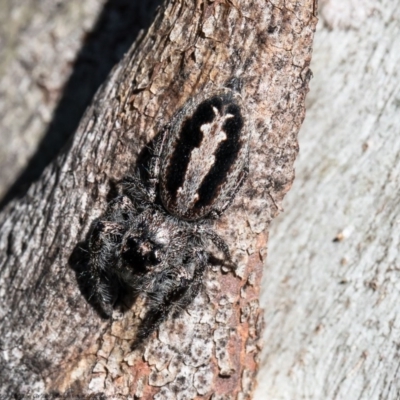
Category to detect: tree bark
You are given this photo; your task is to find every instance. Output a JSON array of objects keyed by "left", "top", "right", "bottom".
[
  {"left": 0, "top": 0, "right": 162, "bottom": 208},
  {"left": 0, "top": 0, "right": 316, "bottom": 398},
  {"left": 0, "top": 0, "right": 103, "bottom": 202},
  {"left": 254, "top": 0, "right": 400, "bottom": 399}
]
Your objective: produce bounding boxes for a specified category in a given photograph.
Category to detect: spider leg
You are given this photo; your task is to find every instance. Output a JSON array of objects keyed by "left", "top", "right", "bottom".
[
  {"left": 105, "top": 195, "right": 136, "bottom": 222},
  {"left": 147, "top": 127, "right": 168, "bottom": 202},
  {"left": 133, "top": 249, "right": 208, "bottom": 347},
  {"left": 172, "top": 249, "right": 208, "bottom": 317},
  {"left": 199, "top": 228, "right": 236, "bottom": 271},
  {"left": 88, "top": 219, "right": 125, "bottom": 317},
  {"left": 120, "top": 173, "right": 152, "bottom": 209}
]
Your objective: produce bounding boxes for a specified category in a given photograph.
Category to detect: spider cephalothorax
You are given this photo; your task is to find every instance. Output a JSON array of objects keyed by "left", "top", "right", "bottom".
[{"left": 87, "top": 88, "right": 250, "bottom": 344}]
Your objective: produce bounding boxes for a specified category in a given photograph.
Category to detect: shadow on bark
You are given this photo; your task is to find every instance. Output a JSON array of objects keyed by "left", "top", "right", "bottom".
[{"left": 0, "top": 0, "right": 162, "bottom": 211}]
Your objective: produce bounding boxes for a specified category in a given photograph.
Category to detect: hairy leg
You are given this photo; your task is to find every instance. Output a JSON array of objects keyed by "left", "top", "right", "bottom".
[
  {"left": 104, "top": 195, "right": 137, "bottom": 222},
  {"left": 147, "top": 128, "right": 168, "bottom": 202},
  {"left": 172, "top": 249, "right": 208, "bottom": 316},
  {"left": 88, "top": 220, "right": 125, "bottom": 316},
  {"left": 132, "top": 249, "right": 208, "bottom": 347},
  {"left": 197, "top": 227, "right": 236, "bottom": 272}
]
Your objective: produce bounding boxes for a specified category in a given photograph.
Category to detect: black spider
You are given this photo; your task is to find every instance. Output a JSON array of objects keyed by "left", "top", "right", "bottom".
[{"left": 86, "top": 89, "right": 249, "bottom": 345}]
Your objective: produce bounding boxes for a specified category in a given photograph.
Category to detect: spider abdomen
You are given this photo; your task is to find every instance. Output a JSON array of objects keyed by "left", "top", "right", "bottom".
[{"left": 160, "top": 89, "right": 250, "bottom": 221}]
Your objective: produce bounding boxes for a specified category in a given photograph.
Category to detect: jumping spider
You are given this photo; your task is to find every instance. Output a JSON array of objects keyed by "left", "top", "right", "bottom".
[{"left": 87, "top": 89, "right": 250, "bottom": 344}]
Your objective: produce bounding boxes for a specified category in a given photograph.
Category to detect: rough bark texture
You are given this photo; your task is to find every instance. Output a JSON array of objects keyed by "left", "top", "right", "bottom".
[
  {"left": 254, "top": 0, "right": 400, "bottom": 399},
  {"left": 0, "top": 0, "right": 316, "bottom": 398},
  {"left": 0, "top": 0, "right": 161, "bottom": 207}
]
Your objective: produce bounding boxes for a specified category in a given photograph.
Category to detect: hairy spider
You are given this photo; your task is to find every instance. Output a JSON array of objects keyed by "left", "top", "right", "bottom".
[{"left": 87, "top": 88, "right": 249, "bottom": 344}]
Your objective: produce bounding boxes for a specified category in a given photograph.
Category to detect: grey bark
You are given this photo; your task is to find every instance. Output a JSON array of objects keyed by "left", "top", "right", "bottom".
[
  {"left": 255, "top": 0, "right": 400, "bottom": 399},
  {"left": 0, "top": 0, "right": 316, "bottom": 398},
  {"left": 0, "top": 0, "right": 160, "bottom": 207}
]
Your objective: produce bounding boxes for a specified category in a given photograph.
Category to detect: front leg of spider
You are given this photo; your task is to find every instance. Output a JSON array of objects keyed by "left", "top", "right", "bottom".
[
  {"left": 133, "top": 249, "right": 208, "bottom": 348},
  {"left": 87, "top": 195, "right": 137, "bottom": 316},
  {"left": 88, "top": 219, "right": 125, "bottom": 317}
]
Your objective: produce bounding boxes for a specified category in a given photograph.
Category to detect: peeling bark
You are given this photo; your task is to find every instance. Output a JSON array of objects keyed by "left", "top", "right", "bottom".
[{"left": 0, "top": 0, "right": 316, "bottom": 397}]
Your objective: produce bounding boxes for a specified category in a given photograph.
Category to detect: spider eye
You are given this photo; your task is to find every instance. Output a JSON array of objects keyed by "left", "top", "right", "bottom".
[{"left": 149, "top": 250, "right": 162, "bottom": 265}]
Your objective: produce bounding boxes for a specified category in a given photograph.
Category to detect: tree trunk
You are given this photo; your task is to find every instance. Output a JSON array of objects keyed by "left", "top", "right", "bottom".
[
  {"left": 0, "top": 0, "right": 316, "bottom": 398},
  {"left": 254, "top": 0, "right": 400, "bottom": 399},
  {"left": 0, "top": 0, "right": 161, "bottom": 207}
]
